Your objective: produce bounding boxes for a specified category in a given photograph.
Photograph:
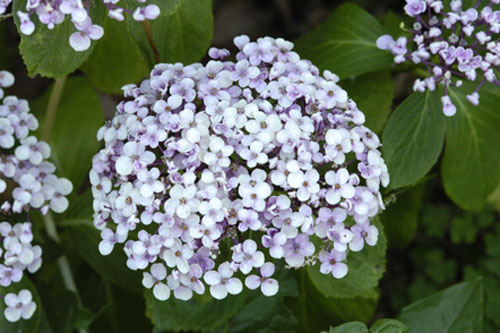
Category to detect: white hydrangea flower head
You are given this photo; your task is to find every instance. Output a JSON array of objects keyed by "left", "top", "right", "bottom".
[{"left": 90, "top": 35, "right": 390, "bottom": 301}]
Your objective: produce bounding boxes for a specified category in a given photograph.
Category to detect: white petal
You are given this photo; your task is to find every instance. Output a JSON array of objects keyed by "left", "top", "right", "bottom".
[
  {"left": 261, "top": 279, "right": 279, "bottom": 296},
  {"left": 115, "top": 156, "right": 133, "bottom": 175},
  {"left": 153, "top": 283, "right": 171, "bottom": 301},
  {"left": 226, "top": 278, "right": 243, "bottom": 295},
  {"left": 204, "top": 271, "right": 221, "bottom": 285},
  {"left": 244, "top": 275, "right": 261, "bottom": 290},
  {"left": 210, "top": 284, "right": 228, "bottom": 299},
  {"left": 4, "top": 307, "right": 21, "bottom": 322}
]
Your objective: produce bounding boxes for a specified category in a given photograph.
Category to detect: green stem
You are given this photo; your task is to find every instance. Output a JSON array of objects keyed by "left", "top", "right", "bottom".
[
  {"left": 0, "top": 13, "right": 12, "bottom": 21},
  {"left": 142, "top": 20, "right": 160, "bottom": 64},
  {"left": 43, "top": 214, "right": 87, "bottom": 333},
  {"left": 41, "top": 76, "right": 66, "bottom": 142},
  {"left": 41, "top": 77, "right": 87, "bottom": 333}
]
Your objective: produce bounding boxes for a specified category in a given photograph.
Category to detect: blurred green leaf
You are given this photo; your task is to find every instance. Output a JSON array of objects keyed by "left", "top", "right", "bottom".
[
  {"left": 82, "top": 17, "right": 150, "bottom": 94},
  {"left": 380, "top": 184, "right": 424, "bottom": 248},
  {"left": 340, "top": 69, "right": 394, "bottom": 133},
  {"left": 144, "top": 290, "right": 246, "bottom": 332},
  {"left": 382, "top": 90, "right": 445, "bottom": 189},
  {"left": 369, "top": 319, "right": 409, "bottom": 333},
  {"left": 450, "top": 215, "right": 477, "bottom": 244},
  {"left": 294, "top": 4, "right": 393, "bottom": 79},
  {"left": 90, "top": 282, "right": 153, "bottom": 333},
  {"left": 13, "top": 1, "right": 104, "bottom": 78},
  {"left": 399, "top": 277, "right": 483, "bottom": 333},
  {"left": 36, "top": 77, "right": 104, "bottom": 190},
  {"left": 411, "top": 247, "right": 457, "bottom": 286},
  {"left": 307, "top": 220, "right": 386, "bottom": 299},
  {"left": 420, "top": 204, "right": 450, "bottom": 239},
  {"left": 0, "top": 277, "right": 41, "bottom": 333},
  {"left": 442, "top": 83, "right": 500, "bottom": 210}
]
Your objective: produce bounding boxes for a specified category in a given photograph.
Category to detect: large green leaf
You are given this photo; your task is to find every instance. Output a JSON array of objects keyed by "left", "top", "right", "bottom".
[
  {"left": 82, "top": 17, "right": 150, "bottom": 94},
  {"left": 33, "top": 260, "right": 95, "bottom": 333},
  {"left": 307, "top": 220, "right": 387, "bottom": 299},
  {"left": 294, "top": 3, "right": 393, "bottom": 79},
  {"left": 324, "top": 319, "right": 408, "bottom": 333},
  {"left": 126, "top": 0, "right": 213, "bottom": 65},
  {"left": 292, "top": 270, "right": 378, "bottom": 333},
  {"left": 13, "top": 0, "right": 104, "bottom": 78},
  {"left": 382, "top": 91, "right": 445, "bottom": 189},
  {"left": 341, "top": 69, "right": 394, "bottom": 133},
  {"left": 0, "top": 277, "right": 42, "bottom": 333},
  {"left": 152, "top": 0, "right": 213, "bottom": 64},
  {"left": 399, "top": 278, "right": 483, "bottom": 332},
  {"left": 442, "top": 83, "right": 500, "bottom": 210},
  {"left": 370, "top": 319, "right": 409, "bottom": 333},
  {"left": 145, "top": 291, "right": 246, "bottom": 331},
  {"left": 35, "top": 77, "right": 104, "bottom": 190},
  {"left": 327, "top": 322, "right": 368, "bottom": 333}
]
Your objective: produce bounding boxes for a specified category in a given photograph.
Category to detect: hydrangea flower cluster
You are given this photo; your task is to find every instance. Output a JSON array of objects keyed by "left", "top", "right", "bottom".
[
  {"left": 377, "top": 0, "right": 500, "bottom": 116},
  {"left": 0, "top": 70, "right": 72, "bottom": 322},
  {"left": 90, "top": 35, "right": 389, "bottom": 301},
  {"left": 10, "top": 0, "right": 160, "bottom": 51}
]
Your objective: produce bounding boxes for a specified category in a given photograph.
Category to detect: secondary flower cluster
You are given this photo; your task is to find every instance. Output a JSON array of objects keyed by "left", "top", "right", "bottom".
[
  {"left": 0, "top": 70, "right": 72, "bottom": 322},
  {"left": 90, "top": 35, "right": 389, "bottom": 301},
  {"left": 0, "top": 72, "right": 73, "bottom": 214},
  {"left": 377, "top": 0, "right": 500, "bottom": 116},
  {"left": 12, "top": 0, "right": 160, "bottom": 51}
]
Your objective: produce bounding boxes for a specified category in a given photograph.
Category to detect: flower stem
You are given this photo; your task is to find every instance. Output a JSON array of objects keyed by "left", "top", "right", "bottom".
[
  {"left": 42, "top": 76, "right": 66, "bottom": 142},
  {"left": 43, "top": 213, "right": 87, "bottom": 333},
  {"left": 41, "top": 77, "right": 87, "bottom": 333},
  {"left": 0, "top": 13, "right": 12, "bottom": 21},
  {"left": 143, "top": 20, "right": 160, "bottom": 63}
]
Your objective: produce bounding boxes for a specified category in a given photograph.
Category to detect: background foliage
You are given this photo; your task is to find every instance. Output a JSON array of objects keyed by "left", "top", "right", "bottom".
[{"left": 1, "top": 0, "right": 499, "bottom": 331}]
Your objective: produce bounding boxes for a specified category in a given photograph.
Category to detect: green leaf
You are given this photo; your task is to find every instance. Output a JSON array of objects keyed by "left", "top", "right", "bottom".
[
  {"left": 399, "top": 278, "right": 483, "bottom": 333},
  {"left": 151, "top": 0, "right": 213, "bottom": 64},
  {"left": 340, "top": 69, "right": 394, "bottom": 133},
  {"left": 63, "top": 224, "right": 142, "bottom": 293},
  {"left": 89, "top": 283, "right": 153, "bottom": 333},
  {"left": 0, "top": 277, "right": 41, "bottom": 333},
  {"left": 442, "top": 83, "right": 500, "bottom": 210},
  {"left": 36, "top": 77, "right": 104, "bottom": 190},
  {"left": 382, "top": 91, "right": 445, "bottom": 189},
  {"left": 380, "top": 184, "right": 425, "bottom": 248},
  {"left": 144, "top": 291, "right": 246, "bottom": 331},
  {"left": 292, "top": 269, "right": 377, "bottom": 332},
  {"left": 13, "top": 0, "right": 104, "bottom": 78},
  {"left": 82, "top": 17, "right": 150, "bottom": 94},
  {"left": 294, "top": 3, "right": 393, "bottom": 79},
  {"left": 307, "top": 219, "right": 387, "bottom": 298},
  {"left": 369, "top": 319, "right": 409, "bottom": 333},
  {"left": 326, "top": 322, "right": 368, "bottom": 333},
  {"left": 35, "top": 265, "right": 94, "bottom": 333}
]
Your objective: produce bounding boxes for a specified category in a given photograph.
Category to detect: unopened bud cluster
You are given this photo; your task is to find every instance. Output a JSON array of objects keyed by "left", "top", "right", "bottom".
[
  {"left": 377, "top": 0, "right": 500, "bottom": 116},
  {"left": 7, "top": 0, "right": 160, "bottom": 51},
  {"left": 90, "top": 36, "right": 389, "bottom": 301}
]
